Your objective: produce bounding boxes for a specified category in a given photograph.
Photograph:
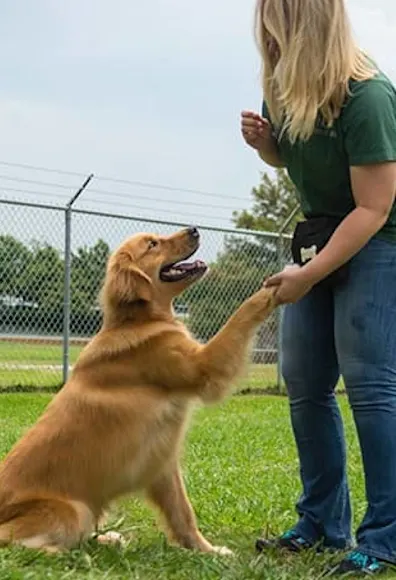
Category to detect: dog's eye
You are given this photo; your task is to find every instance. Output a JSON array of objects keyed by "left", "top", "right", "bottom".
[{"left": 148, "top": 240, "right": 158, "bottom": 250}]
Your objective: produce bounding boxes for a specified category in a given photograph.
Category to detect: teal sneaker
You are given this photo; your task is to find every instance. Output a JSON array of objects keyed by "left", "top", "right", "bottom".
[
  {"left": 328, "top": 550, "right": 387, "bottom": 576},
  {"left": 256, "top": 529, "right": 314, "bottom": 553}
]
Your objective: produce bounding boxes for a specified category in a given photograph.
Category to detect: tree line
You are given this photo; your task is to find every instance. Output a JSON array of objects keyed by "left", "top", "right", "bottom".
[{"left": 0, "top": 237, "right": 109, "bottom": 336}]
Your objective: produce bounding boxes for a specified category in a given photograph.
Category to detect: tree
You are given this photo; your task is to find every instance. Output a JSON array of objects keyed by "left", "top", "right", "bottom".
[
  {"left": 233, "top": 168, "right": 302, "bottom": 234},
  {"left": 21, "top": 243, "right": 64, "bottom": 309},
  {"left": 0, "top": 235, "right": 110, "bottom": 336},
  {"left": 71, "top": 240, "right": 110, "bottom": 315},
  {"left": 0, "top": 235, "right": 32, "bottom": 298},
  {"left": 230, "top": 168, "right": 304, "bottom": 276}
]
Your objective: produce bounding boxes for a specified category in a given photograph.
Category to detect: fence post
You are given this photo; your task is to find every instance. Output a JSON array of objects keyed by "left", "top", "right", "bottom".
[
  {"left": 275, "top": 204, "right": 301, "bottom": 393},
  {"left": 62, "top": 173, "right": 94, "bottom": 385}
]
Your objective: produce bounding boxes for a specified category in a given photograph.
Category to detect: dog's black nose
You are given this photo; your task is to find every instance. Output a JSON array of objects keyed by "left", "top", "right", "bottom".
[{"left": 187, "top": 226, "right": 199, "bottom": 239}]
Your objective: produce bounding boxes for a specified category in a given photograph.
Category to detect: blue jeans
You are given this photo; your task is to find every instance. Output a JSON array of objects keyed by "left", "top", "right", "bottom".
[{"left": 281, "top": 237, "right": 396, "bottom": 563}]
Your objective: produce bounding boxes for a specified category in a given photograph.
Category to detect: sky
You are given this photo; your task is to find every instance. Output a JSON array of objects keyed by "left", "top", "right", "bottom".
[{"left": 0, "top": 0, "right": 394, "bottom": 236}]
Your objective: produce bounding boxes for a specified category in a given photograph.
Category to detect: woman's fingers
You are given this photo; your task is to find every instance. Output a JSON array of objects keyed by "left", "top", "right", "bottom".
[
  {"left": 241, "top": 112, "right": 270, "bottom": 133},
  {"left": 240, "top": 111, "right": 272, "bottom": 148}
]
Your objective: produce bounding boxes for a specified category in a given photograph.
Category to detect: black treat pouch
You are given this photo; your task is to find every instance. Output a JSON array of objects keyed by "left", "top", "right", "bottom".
[{"left": 291, "top": 216, "right": 349, "bottom": 288}]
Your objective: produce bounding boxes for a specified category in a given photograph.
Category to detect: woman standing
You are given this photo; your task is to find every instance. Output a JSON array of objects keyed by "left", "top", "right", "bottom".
[{"left": 241, "top": 0, "right": 396, "bottom": 575}]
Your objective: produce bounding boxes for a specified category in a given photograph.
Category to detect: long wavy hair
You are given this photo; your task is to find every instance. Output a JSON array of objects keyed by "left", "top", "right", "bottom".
[{"left": 254, "top": 0, "right": 376, "bottom": 143}]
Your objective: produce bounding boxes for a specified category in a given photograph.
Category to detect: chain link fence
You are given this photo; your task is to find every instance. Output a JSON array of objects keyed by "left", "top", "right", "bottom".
[{"left": 0, "top": 198, "right": 292, "bottom": 393}]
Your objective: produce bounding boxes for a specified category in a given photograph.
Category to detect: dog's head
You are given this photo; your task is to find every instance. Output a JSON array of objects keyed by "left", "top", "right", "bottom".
[{"left": 101, "top": 227, "right": 207, "bottom": 320}]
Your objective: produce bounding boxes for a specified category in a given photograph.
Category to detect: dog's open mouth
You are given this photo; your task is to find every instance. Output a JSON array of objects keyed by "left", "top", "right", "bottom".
[{"left": 160, "top": 259, "right": 207, "bottom": 282}]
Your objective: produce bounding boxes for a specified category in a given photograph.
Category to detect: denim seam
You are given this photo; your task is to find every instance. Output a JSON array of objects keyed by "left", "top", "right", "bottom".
[{"left": 333, "top": 424, "right": 349, "bottom": 542}]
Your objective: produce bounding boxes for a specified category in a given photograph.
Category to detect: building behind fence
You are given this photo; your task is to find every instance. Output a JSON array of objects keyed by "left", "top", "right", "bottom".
[{"left": 0, "top": 197, "right": 292, "bottom": 392}]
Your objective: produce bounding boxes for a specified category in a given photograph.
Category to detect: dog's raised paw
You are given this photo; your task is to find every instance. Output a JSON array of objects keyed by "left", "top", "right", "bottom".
[{"left": 95, "top": 531, "right": 126, "bottom": 547}]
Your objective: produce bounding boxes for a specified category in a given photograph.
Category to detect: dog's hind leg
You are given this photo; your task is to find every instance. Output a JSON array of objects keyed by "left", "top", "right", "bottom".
[
  {"left": 0, "top": 497, "right": 95, "bottom": 553},
  {"left": 146, "top": 465, "right": 233, "bottom": 555}
]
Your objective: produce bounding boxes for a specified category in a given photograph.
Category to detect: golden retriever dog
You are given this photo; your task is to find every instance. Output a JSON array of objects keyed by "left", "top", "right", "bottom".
[{"left": 0, "top": 227, "right": 276, "bottom": 555}]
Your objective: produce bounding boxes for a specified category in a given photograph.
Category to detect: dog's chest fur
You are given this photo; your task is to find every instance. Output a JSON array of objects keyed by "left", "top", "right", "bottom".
[{"left": 115, "top": 397, "right": 194, "bottom": 494}]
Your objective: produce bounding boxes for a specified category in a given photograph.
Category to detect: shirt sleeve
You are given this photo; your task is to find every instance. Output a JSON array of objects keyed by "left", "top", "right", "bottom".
[{"left": 341, "top": 76, "right": 396, "bottom": 165}]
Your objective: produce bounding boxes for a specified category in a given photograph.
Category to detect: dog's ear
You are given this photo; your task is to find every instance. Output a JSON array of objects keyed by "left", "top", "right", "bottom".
[
  {"left": 117, "top": 264, "right": 153, "bottom": 303},
  {"left": 104, "top": 255, "right": 153, "bottom": 304}
]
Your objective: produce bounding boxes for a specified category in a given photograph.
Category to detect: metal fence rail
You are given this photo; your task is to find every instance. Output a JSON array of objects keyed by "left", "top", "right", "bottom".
[{"left": 0, "top": 198, "right": 292, "bottom": 392}]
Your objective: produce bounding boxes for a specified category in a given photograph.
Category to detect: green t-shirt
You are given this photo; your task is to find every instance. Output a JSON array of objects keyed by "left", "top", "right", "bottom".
[{"left": 262, "top": 70, "right": 396, "bottom": 242}]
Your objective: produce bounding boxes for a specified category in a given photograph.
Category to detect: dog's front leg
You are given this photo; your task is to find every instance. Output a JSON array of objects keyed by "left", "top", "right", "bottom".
[
  {"left": 146, "top": 465, "right": 233, "bottom": 555},
  {"left": 196, "top": 287, "right": 276, "bottom": 402}
]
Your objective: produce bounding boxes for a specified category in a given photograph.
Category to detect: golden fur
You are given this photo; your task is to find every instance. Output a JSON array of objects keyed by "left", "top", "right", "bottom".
[{"left": 0, "top": 228, "right": 276, "bottom": 554}]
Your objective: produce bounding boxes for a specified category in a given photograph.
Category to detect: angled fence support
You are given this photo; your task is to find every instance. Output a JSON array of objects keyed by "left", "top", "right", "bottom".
[{"left": 62, "top": 173, "right": 94, "bottom": 385}]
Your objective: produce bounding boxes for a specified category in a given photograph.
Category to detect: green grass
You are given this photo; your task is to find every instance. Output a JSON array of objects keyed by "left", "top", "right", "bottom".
[
  {"left": 239, "top": 363, "right": 278, "bottom": 391},
  {"left": 241, "top": 363, "right": 345, "bottom": 394},
  {"left": 0, "top": 370, "right": 61, "bottom": 390},
  {"left": 0, "top": 393, "right": 393, "bottom": 579},
  {"left": 0, "top": 341, "right": 82, "bottom": 389},
  {"left": 0, "top": 342, "right": 82, "bottom": 365}
]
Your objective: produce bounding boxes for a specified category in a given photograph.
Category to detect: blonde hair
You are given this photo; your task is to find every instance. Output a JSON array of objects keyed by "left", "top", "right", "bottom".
[{"left": 255, "top": 0, "right": 376, "bottom": 143}]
